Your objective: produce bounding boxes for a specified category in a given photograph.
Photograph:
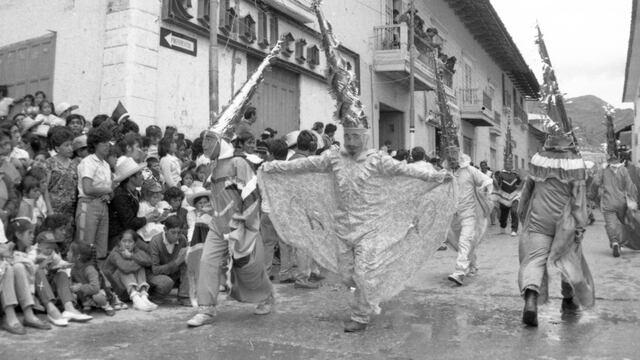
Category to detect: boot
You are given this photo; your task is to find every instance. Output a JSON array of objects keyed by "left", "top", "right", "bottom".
[
  {"left": 561, "top": 297, "right": 580, "bottom": 313},
  {"left": 522, "top": 289, "right": 538, "bottom": 326},
  {"left": 343, "top": 320, "right": 367, "bottom": 333},
  {"left": 131, "top": 291, "right": 152, "bottom": 312}
]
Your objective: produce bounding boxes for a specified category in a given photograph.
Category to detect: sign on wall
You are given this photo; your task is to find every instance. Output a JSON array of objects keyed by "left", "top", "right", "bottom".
[{"left": 159, "top": 27, "right": 197, "bottom": 56}]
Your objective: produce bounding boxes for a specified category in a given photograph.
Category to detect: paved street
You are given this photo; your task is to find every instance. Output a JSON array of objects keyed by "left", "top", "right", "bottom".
[{"left": 2, "top": 213, "right": 639, "bottom": 360}]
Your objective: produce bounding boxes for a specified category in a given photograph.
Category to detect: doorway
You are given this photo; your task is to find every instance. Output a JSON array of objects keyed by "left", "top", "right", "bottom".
[{"left": 379, "top": 103, "right": 404, "bottom": 152}]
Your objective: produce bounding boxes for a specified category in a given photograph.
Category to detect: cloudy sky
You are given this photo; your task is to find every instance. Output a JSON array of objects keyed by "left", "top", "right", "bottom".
[{"left": 490, "top": 0, "right": 633, "bottom": 108}]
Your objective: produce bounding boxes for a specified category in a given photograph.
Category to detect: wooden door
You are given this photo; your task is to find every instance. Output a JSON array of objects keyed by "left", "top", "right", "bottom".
[
  {"left": 0, "top": 34, "right": 56, "bottom": 118},
  {"left": 247, "top": 57, "right": 300, "bottom": 136}
]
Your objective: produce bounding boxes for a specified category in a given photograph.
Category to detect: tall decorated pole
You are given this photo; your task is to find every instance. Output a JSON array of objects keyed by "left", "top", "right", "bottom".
[
  {"left": 209, "top": 41, "right": 283, "bottom": 136},
  {"left": 431, "top": 39, "right": 459, "bottom": 162},
  {"left": 535, "top": 25, "right": 577, "bottom": 146},
  {"left": 504, "top": 122, "right": 513, "bottom": 168},
  {"left": 604, "top": 105, "right": 617, "bottom": 159},
  {"left": 311, "top": 0, "right": 368, "bottom": 130},
  {"left": 209, "top": 0, "right": 220, "bottom": 126}
]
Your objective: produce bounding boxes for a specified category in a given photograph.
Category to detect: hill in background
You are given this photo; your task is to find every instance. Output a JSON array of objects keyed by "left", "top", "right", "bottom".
[{"left": 528, "top": 95, "right": 634, "bottom": 151}]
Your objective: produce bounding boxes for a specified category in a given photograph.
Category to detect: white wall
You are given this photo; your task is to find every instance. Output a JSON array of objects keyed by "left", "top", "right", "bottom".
[{"left": 0, "top": 0, "right": 108, "bottom": 118}]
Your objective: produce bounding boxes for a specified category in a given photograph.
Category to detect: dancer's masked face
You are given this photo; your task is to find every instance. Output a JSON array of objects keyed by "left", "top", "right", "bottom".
[
  {"left": 203, "top": 131, "right": 221, "bottom": 160},
  {"left": 344, "top": 129, "right": 368, "bottom": 156}
]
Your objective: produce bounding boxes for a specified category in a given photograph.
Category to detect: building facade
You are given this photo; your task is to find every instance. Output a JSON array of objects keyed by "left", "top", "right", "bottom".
[
  {"left": 0, "top": 0, "right": 538, "bottom": 168},
  {"left": 623, "top": 0, "right": 640, "bottom": 162}
]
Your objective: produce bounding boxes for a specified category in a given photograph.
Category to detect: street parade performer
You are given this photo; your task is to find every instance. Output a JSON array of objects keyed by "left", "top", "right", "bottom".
[
  {"left": 492, "top": 124, "right": 522, "bottom": 237},
  {"left": 429, "top": 40, "right": 492, "bottom": 287},
  {"left": 186, "top": 41, "right": 283, "bottom": 328},
  {"left": 258, "top": 1, "right": 455, "bottom": 333},
  {"left": 594, "top": 107, "right": 639, "bottom": 257},
  {"left": 518, "top": 26, "right": 595, "bottom": 327}
]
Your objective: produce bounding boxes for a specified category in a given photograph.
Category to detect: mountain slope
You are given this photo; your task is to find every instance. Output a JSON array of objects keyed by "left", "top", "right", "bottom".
[{"left": 529, "top": 95, "right": 634, "bottom": 150}]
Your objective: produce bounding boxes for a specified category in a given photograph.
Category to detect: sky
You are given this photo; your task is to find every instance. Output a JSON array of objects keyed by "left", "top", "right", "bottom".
[{"left": 490, "top": 0, "right": 633, "bottom": 108}]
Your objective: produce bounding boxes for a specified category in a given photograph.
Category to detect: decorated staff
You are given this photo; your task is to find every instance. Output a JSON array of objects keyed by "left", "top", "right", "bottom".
[
  {"left": 186, "top": 41, "right": 282, "bottom": 328},
  {"left": 517, "top": 25, "right": 595, "bottom": 327},
  {"left": 259, "top": 0, "right": 454, "bottom": 333}
]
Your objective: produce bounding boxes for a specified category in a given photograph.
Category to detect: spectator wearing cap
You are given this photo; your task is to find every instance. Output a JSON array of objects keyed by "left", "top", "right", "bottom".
[
  {"left": 20, "top": 116, "right": 43, "bottom": 137},
  {"left": 44, "top": 127, "right": 78, "bottom": 249},
  {"left": 76, "top": 126, "right": 115, "bottom": 263},
  {"left": 72, "top": 135, "right": 89, "bottom": 159},
  {"left": 137, "top": 179, "right": 171, "bottom": 243},
  {"left": 148, "top": 215, "right": 190, "bottom": 306},
  {"left": 66, "top": 114, "right": 86, "bottom": 137},
  {"left": 56, "top": 102, "right": 78, "bottom": 120},
  {"left": 108, "top": 156, "right": 156, "bottom": 252}
]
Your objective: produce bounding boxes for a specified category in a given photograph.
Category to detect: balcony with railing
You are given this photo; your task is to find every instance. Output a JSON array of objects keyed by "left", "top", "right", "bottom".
[
  {"left": 373, "top": 23, "right": 453, "bottom": 94},
  {"left": 513, "top": 102, "right": 528, "bottom": 125},
  {"left": 458, "top": 88, "right": 495, "bottom": 126}
]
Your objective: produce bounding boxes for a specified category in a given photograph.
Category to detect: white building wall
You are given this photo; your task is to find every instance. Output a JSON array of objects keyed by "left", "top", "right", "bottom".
[{"left": 0, "top": 0, "right": 108, "bottom": 118}]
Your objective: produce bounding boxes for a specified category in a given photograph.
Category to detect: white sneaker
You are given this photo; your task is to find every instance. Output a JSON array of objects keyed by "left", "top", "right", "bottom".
[
  {"left": 131, "top": 293, "right": 153, "bottom": 312},
  {"left": 141, "top": 293, "right": 158, "bottom": 310},
  {"left": 62, "top": 310, "right": 93, "bottom": 322},
  {"left": 511, "top": 231, "right": 517, "bottom": 237},
  {"left": 47, "top": 314, "right": 69, "bottom": 327}
]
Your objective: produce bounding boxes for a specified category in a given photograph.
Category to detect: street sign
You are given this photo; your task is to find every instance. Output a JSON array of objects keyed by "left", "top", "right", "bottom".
[{"left": 159, "top": 27, "right": 197, "bottom": 56}]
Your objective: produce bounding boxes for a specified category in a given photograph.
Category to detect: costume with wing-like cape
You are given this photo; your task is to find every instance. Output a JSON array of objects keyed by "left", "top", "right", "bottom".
[
  {"left": 258, "top": 2, "right": 456, "bottom": 325},
  {"left": 517, "top": 27, "right": 594, "bottom": 327}
]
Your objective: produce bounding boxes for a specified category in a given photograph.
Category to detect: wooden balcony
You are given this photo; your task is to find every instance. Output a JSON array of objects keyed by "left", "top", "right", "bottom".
[
  {"left": 373, "top": 24, "right": 453, "bottom": 95},
  {"left": 458, "top": 88, "right": 495, "bottom": 126}
]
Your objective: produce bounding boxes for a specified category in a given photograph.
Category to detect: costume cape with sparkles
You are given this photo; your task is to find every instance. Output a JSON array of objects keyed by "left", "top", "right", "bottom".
[
  {"left": 519, "top": 150, "right": 595, "bottom": 307},
  {"left": 258, "top": 148, "right": 456, "bottom": 312}
]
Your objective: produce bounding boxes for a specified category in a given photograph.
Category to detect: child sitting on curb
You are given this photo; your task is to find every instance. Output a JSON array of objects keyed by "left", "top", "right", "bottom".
[
  {"left": 103, "top": 230, "right": 157, "bottom": 311},
  {"left": 69, "top": 242, "right": 115, "bottom": 316}
]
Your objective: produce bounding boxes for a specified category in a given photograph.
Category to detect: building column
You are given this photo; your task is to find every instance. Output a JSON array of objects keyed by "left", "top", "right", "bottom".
[{"left": 100, "top": 0, "right": 160, "bottom": 124}]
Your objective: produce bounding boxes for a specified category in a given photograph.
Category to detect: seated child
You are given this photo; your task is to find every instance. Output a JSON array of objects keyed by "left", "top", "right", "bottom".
[
  {"left": 103, "top": 230, "right": 157, "bottom": 311},
  {"left": 17, "top": 175, "right": 46, "bottom": 227},
  {"left": 185, "top": 188, "right": 213, "bottom": 306},
  {"left": 34, "top": 229, "right": 93, "bottom": 323},
  {"left": 137, "top": 179, "right": 171, "bottom": 243},
  {"left": 8, "top": 218, "right": 68, "bottom": 327},
  {"left": 69, "top": 242, "right": 115, "bottom": 316},
  {"left": 1, "top": 220, "right": 51, "bottom": 334}
]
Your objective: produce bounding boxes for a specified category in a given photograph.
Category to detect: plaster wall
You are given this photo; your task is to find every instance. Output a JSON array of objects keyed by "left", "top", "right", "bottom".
[{"left": 0, "top": 0, "right": 108, "bottom": 118}]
